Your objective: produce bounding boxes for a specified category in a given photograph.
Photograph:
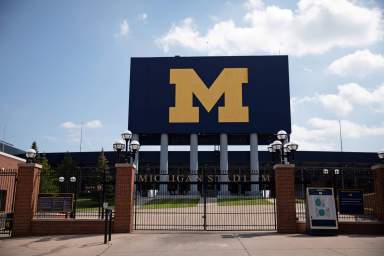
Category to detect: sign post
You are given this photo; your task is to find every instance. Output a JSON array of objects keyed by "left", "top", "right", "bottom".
[{"left": 306, "top": 187, "right": 338, "bottom": 235}]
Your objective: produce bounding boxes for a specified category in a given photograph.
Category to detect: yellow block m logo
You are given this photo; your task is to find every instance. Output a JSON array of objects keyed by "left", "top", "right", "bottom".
[{"left": 169, "top": 68, "right": 249, "bottom": 123}]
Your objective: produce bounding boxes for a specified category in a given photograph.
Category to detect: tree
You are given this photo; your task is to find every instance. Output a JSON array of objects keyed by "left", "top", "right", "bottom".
[
  {"left": 97, "top": 149, "right": 114, "bottom": 205},
  {"left": 57, "top": 152, "right": 76, "bottom": 193},
  {"left": 39, "top": 155, "right": 59, "bottom": 193}
]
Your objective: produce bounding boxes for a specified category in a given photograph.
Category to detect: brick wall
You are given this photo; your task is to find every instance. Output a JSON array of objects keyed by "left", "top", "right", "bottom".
[
  {"left": 274, "top": 164, "right": 296, "bottom": 233},
  {"left": 31, "top": 219, "right": 110, "bottom": 236}
]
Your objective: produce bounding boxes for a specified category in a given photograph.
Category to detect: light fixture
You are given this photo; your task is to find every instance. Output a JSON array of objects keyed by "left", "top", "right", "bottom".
[
  {"left": 70, "top": 176, "right": 77, "bottom": 183},
  {"left": 269, "top": 131, "right": 299, "bottom": 165},
  {"left": 121, "top": 130, "right": 133, "bottom": 141},
  {"left": 286, "top": 141, "right": 298, "bottom": 152},
  {"left": 25, "top": 149, "right": 37, "bottom": 163},
  {"left": 271, "top": 140, "right": 282, "bottom": 151},
  {"left": 378, "top": 150, "right": 384, "bottom": 161},
  {"left": 130, "top": 140, "right": 141, "bottom": 152},
  {"left": 323, "top": 169, "right": 329, "bottom": 175},
  {"left": 276, "top": 130, "right": 288, "bottom": 141},
  {"left": 114, "top": 131, "right": 140, "bottom": 164},
  {"left": 113, "top": 140, "right": 125, "bottom": 151},
  {"left": 59, "top": 177, "right": 65, "bottom": 183}
]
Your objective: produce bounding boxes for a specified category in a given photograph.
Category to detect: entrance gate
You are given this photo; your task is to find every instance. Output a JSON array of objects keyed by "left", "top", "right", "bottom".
[{"left": 134, "top": 169, "right": 276, "bottom": 231}]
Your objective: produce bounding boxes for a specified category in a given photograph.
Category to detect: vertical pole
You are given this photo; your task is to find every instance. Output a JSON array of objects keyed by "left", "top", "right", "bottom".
[
  {"left": 159, "top": 133, "right": 169, "bottom": 195},
  {"left": 219, "top": 133, "right": 229, "bottom": 196},
  {"left": 203, "top": 166, "right": 207, "bottom": 230},
  {"left": 104, "top": 208, "right": 108, "bottom": 244},
  {"left": 108, "top": 210, "right": 112, "bottom": 241},
  {"left": 250, "top": 133, "right": 259, "bottom": 195},
  {"left": 189, "top": 134, "right": 199, "bottom": 195}
]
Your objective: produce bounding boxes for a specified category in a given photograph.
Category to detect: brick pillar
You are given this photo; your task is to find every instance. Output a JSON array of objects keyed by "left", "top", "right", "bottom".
[
  {"left": 13, "top": 163, "right": 41, "bottom": 236},
  {"left": 274, "top": 164, "right": 296, "bottom": 233},
  {"left": 114, "top": 163, "right": 135, "bottom": 233},
  {"left": 372, "top": 164, "right": 384, "bottom": 221}
]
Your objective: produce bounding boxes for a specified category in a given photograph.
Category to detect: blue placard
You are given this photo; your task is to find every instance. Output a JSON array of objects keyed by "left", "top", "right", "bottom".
[
  {"left": 128, "top": 56, "right": 291, "bottom": 135},
  {"left": 338, "top": 190, "right": 364, "bottom": 214}
]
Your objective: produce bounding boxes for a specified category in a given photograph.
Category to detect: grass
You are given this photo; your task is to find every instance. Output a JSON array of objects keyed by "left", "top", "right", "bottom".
[
  {"left": 142, "top": 198, "right": 200, "bottom": 209},
  {"left": 75, "top": 198, "right": 114, "bottom": 211},
  {"left": 217, "top": 197, "right": 273, "bottom": 206}
]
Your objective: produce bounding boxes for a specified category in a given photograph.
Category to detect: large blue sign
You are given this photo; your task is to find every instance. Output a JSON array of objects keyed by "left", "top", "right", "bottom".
[{"left": 128, "top": 56, "right": 291, "bottom": 135}]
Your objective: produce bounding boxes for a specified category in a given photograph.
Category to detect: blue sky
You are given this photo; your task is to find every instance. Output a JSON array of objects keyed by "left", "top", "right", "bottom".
[{"left": 0, "top": 0, "right": 383, "bottom": 153}]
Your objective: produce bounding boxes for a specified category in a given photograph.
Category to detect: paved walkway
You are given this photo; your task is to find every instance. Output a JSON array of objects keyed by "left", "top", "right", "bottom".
[{"left": 1, "top": 232, "right": 384, "bottom": 256}]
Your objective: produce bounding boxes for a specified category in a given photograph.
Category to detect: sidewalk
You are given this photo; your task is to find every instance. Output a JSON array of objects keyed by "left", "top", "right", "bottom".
[{"left": 1, "top": 232, "right": 383, "bottom": 256}]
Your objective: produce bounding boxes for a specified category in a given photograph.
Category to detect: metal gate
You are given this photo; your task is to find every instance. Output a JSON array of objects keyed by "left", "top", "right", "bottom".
[
  {"left": 134, "top": 169, "right": 276, "bottom": 231},
  {"left": 0, "top": 169, "right": 17, "bottom": 237}
]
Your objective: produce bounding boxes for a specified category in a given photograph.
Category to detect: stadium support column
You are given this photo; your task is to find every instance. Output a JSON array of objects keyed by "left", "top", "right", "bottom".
[
  {"left": 159, "top": 133, "right": 169, "bottom": 195},
  {"left": 219, "top": 133, "right": 230, "bottom": 196},
  {"left": 189, "top": 134, "right": 199, "bottom": 195},
  {"left": 250, "top": 133, "right": 260, "bottom": 195}
]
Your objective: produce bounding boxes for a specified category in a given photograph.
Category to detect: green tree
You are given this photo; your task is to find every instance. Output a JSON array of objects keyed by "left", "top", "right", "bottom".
[
  {"left": 57, "top": 152, "right": 76, "bottom": 193},
  {"left": 39, "top": 155, "right": 59, "bottom": 193},
  {"left": 97, "top": 149, "right": 114, "bottom": 205}
]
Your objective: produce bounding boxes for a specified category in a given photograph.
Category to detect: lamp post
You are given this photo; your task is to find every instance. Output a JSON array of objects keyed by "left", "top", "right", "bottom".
[
  {"left": 113, "top": 130, "right": 140, "bottom": 164},
  {"left": 378, "top": 150, "right": 384, "bottom": 164},
  {"left": 25, "top": 149, "right": 37, "bottom": 163},
  {"left": 268, "top": 130, "right": 298, "bottom": 165},
  {"left": 113, "top": 140, "right": 125, "bottom": 163},
  {"left": 70, "top": 176, "right": 77, "bottom": 219}
]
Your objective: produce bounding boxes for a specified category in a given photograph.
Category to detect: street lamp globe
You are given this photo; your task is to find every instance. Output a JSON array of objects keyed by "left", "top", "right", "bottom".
[
  {"left": 121, "top": 130, "right": 132, "bottom": 141},
  {"left": 130, "top": 140, "right": 141, "bottom": 152},
  {"left": 276, "top": 130, "right": 288, "bottom": 140},
  {"left": 113, "top": 140, "right": 125, "bottom": 151},
  {"left": 59, "top": 177, "right": 65, "bottom": 183},
  {"left": 271, "top": 140, "right": 282, "bottom": 151},
  {"left": 70, "top": 176, "right": 76, "bottom": 183},
  {"left": 378, "top": 150, "right": 384, "bottom": 159},
  {"left": 286, "top": 141, "right": 299, "bottom": 152},
  {"left": 25, "top": 148, "right": 37, "bottom": 163}
]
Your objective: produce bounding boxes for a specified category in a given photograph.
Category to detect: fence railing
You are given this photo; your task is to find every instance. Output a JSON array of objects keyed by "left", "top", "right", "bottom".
[
  {"left": 0, "top": 169, "right": 17, "bottom": 237},
  {"left": 34, "top": 167, "right": 115, "bottom": 220},
  {"left": 295, "top": 167, "right": 378, "bottom": 223}
]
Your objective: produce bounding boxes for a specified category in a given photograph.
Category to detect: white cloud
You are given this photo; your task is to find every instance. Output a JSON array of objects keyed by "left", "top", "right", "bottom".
[
  {"left": 292, "top": 83, "right": 384, "bottom": 116},
  {"left": 61, "top": 121, "right": 78, "bottom": 129},
  {"left": 157, "top": 0, "right": 383, "bottom": 56},
  {"left": 291, "top": 118, "right": 384, "bottom": 151},
  {"left": 85, "top": 120, "right": 103, "bottom": 128},
  {"left": 115, "top": 19, "right": 129, "bottom": 37},
  {"left": 138, "top": 13, "right": 148, "bottom": 23},
  {"left": 60, "top": 120, "right": 103, "bottom": 129},
  {"left": 328, "top": 50, "right": 384, "bottom": 78}
]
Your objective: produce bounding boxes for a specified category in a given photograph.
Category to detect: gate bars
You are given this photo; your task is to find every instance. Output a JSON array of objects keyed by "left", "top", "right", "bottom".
[{"left": 134, "top": 169, "right": 276, "bottom": 231}]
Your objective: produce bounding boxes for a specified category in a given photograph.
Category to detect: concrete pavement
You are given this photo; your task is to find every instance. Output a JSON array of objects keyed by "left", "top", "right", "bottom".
[{"left": 1, "top": 232, "right": 384, "bottom": 256}]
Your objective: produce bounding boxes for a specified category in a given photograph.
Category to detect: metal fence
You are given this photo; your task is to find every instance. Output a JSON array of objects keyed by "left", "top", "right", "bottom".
[
  {"left": 0, "top": 169, "right": 17, "bottom": 237},
  {"left": 34, "top": 167, "right": 115, "bottom": 219},
  {"left": 295, "top": 167, "right": 378, "bottom": 222},
  {"left": 134, "top": 169, "right": 276, "bottom": 231}
]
